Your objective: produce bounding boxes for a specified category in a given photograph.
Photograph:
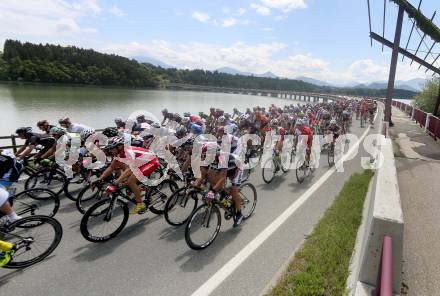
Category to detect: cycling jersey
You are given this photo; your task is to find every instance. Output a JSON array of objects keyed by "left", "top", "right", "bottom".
[
  {"left": 117, "top": 146, "right": 160, "bottom": 177},
  {"left": 24, "top": 133, "right": 55, "bottom": 147}
]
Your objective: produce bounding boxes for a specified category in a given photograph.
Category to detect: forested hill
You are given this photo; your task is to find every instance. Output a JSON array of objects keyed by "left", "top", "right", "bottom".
[
  {"left": 0, "top": 40, "right": 417, "bottom": 99},
  {"left": 0, "top": 40, "right": 160, "bottom": 87}
]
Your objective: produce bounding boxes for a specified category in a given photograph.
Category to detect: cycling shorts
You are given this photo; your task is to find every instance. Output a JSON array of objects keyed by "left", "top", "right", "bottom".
[
  {"left": 227, "top": 167, "right": 243, "bottom": 187},
  {"left": 0, "top": 187, "right": 9, "bottom": 207}
]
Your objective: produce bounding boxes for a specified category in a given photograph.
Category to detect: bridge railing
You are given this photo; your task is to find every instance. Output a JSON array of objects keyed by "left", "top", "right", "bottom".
[
  {"left": 0, "top": 129, "right": 105, "bottom": 153},
  {"left": 386, "top": 99, "right": 440, "bottom": 141}
]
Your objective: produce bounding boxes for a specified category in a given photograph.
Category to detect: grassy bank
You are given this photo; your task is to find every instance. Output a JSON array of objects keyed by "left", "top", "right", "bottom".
[{"left": 268, "top": 170, "right": 374, "bottom": 296}]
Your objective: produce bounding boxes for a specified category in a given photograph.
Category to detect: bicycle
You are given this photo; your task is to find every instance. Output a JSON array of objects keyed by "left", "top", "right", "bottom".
[
  {"left": 261, "top": 151, "right": 289, "bottom": 184},
  {"left": 0, "top": 215, "right": 63, "bottom": 268},
  {"left": 295, "top": 157, "right": 315, "bottom": 184},
  {"left": 185, "top": 182, "right": 257, "bottom": 250},
  {"left": 80, "top": 179, "right": 178, "bottom": 242},
  {"left": 7, "top": 187, "right": 60, "bottom": 218},
  {"left": 24, "top": 161, "right": 70, "bottom": 199}
]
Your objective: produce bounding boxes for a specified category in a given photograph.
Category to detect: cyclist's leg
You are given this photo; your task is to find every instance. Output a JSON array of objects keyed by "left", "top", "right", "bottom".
[
  {"left": 0, "top": 186, "right": 20, "bottom": 222},
  {"left": 126, "top": 173, "right": 142, "bottom": 204}
]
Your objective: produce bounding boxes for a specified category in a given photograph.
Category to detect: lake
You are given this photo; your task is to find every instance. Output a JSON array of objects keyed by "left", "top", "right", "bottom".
[{"left": 0, "top": 83, "right": 301, "bottom": 143}]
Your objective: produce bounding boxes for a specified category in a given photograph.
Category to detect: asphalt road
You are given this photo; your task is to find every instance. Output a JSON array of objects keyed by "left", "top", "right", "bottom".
[{"left": 0, "top": 111, "right": 382, "bottom": 296}]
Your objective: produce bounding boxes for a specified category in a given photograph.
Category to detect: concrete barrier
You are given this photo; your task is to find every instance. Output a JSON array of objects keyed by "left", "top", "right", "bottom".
[{"left": 347, "top": 104, "right": 404, "bottom": 295}]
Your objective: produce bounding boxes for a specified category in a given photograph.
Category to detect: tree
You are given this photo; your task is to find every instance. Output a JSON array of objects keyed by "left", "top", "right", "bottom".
[{"left": 414, "top": 77, "right": 440, "bottom": 113}]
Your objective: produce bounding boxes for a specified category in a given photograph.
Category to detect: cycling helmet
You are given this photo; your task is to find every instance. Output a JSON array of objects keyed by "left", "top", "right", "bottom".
[
  {"left": 114, "top": 117, "right": 123, "bottom": 124},
  {"left": 183, "top": 112, "right": 191, "bottom": 117},
  {"left": 136, "top": 115, "right": 146, "bottom": 122},
  {"left": 58, "top": 117, "right": 71, "bottom": 125},
  {"left": 49, "top": 126, "right": 65, "bottom": 135},
  {"left": 217, "top": 126, "right": 226, "bottom": 135},
  {"left": 104, "top": 136, "right": 124, "bottom": 150},
  {"left": 173, "top": 113, "right": 182, "bottom": 123},
  {"left": 162, "top": 108, "right": 168, "bottom": 114},
  {"left": 182, "top": 117, "right": 190, "bottom": 124},
  {"left": 102, "top": 127, "right": 118, "bottom": 138},
  {"left": 176, "top": 126, "right": 187, "bottom": 138},
  {"left": 80, "top": 129, "right": 95, "bottom": 141},
  {"left": 270, "top": 119, "right": 279, "bottom": 126},
  {"left": 218, "top": 116, "right": 226, "bottom": 124},
  {"left": 16, "top": 127, "right": 32, "bottom": 134},
  {"left": 330, "top": 119, "right": 337, "bottom": 125},
  {"left": 151, "top": 122, "right": 161, "bottom": 129}
]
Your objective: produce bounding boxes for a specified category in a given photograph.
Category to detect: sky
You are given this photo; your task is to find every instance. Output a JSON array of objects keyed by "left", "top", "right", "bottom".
[{"left": 0, "top": 0, "right": 439, "bottom": 85}]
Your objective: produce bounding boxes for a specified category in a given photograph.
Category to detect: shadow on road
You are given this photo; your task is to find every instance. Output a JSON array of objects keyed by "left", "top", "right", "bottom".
[
  {"left": 71, "top": 215, "right": 162, "bottom": 262},
  {"left": 174, "top": 226, "right": 242, "bottom": 273}
]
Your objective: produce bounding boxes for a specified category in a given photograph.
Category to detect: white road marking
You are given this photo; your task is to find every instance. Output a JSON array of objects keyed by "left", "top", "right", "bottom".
[{"left": 190, "top": 111, "right": 379, "bottom": 296}]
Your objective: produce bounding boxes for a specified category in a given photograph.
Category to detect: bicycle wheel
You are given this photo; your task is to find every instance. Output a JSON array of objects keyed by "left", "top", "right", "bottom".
[
  {"left": 241, "top": 169, "right": 251, "bottom": 183},
  {"left": 76, "top": 183, "right": 108, "bottom": 215},
  {"left": 147, "top": 179, "right": 178, "bottom": 215},
  {"left": 328, "top": 146, "right": 335, "bottom": 167},
  {"left": 64, "top": 172, "right": 94, "bottom": 201},
  {"left": 239, "top": 183, "right": 257, "bottom": 219},
  {"left": 295, "top": 161, "right": 307, "bottom": 183},
  {"left": 185, "top": 203, "right": 221, "bottom": 250},
  {"left": 164, "top": 188, "right": 199, "bottom": 226},
  {"left": 2, "top": 215, "right": 63, "bottom": 268},
  {"left": 12, "top": 189, "right": 60, "bottom": 218},
  {"left": 80, "top": 198, "right": 129, "bottom": 242},
  {"left": 25, "top": 169, "right": 67, "bottom": 197},
  {"left": 262, "top": 159, "right": 276, "bottom": 184},
  {"left": 280, "top": 153, "right": 290, "bottom": 173}
]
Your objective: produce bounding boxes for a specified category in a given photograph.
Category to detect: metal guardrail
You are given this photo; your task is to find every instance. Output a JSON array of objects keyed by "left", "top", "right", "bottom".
[
  {"left": 0, "top": 134, "right": 20, "bottom": 152},
  {"left": 0, "top": 129, "right": 105, "bottom": 153},
  {"left": 377, "top": 98, "right": 440, "bottom": 141}
]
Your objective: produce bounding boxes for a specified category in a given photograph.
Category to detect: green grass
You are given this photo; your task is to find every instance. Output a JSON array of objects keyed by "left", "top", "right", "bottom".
[{"left": 268, "top": 170, "right": 374, "bottom": 296}]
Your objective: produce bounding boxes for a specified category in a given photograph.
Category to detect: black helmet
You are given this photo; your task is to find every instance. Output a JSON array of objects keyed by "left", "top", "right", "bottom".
[
  {"left": 102, "top": 127, "right": 118, "bottom": 138},
  {"left": 176, "top": 126, "right": 187, "bottom": 138},
  {"left": 183, "top": 112, "right": 191, "bottom": 117},
  {"left": 16, "top": 127, "right": 32, "bottom": 134}
]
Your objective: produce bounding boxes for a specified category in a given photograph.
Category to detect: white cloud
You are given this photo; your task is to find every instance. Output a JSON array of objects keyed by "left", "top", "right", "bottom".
[
  {"left": 222, "top": 18, "right": 238, "bottom": 27},
  {"left": 263, "top": 27, "right": 274, "bottom": 31},
  {"left": 250, "top": 3, "right": 271, "bottom": 16},
  {"left": 192, "top": 11, "right": 210, "bottom": 23},
  {"left": 109, "top": 5, "right": 127, "bottom": 17},
  {"left": 102, "top": 41, "right": 429, "bottom": 84},
  {"left": 260, "top": 0, "right": 307, "bottom": 12},
  {"left": 0, "top": 0, "right": 99, "bottom": 38},
  {"left": 347, "top": 59, "right": 429, "bottom": 83},
  {"left": 236, "top": 8, "right": 247, "bottom": 16}
]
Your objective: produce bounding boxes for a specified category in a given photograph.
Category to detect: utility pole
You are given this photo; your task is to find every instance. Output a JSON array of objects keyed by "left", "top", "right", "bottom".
[{"left": 384, "top": 6, "right": 404, "bottom": 125}]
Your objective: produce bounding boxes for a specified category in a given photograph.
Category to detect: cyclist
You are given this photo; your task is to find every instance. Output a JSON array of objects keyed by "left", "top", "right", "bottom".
[
  {"left": 58, "top": 117, "right": 95, "bottom": 135},
  {"left": 37, "top": 120, "right": 55, "bottom": 134},
  {"left": 95, "top": 136, "right": 160, "bottom": 214},
  {"left": 0, "top": 150, "right": 22, "bottom": 223},
  {"left": 295, "top": 119, "right": 313, "bottom": 164},
  {"left": 15, "top": 127, "right": 56, "bottom": 162}
]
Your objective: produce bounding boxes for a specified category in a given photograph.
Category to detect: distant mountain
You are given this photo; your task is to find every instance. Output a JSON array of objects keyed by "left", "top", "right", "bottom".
[
  {"left": 353, "top": 79, "right": 424, "bottom": 92},
  {"left": 216, "top": 67, "right": 254, "bottom": 76},
  {"left": 216, "top": 67, "right": 278, "bottom": 78},
  {"left": 133, "top": 56, "right": 173, "bottom": 68},
  {"left": 396, "top": 78, "right": 426, "bottom": 91},
  {"left": 295, "top": 76, "right": 331, "bottom": 87},
  {"left": 260, "top": 71, "right": 278, "bottom": 78}
]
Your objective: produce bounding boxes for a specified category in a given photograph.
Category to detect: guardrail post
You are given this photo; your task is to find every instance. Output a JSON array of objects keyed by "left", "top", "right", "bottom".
[
  {"left": 425, "top": 113, "right": 432, "bottom": 132},
  {"left": 11, "top": 134, "right": 17, "bottom": 153}
]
